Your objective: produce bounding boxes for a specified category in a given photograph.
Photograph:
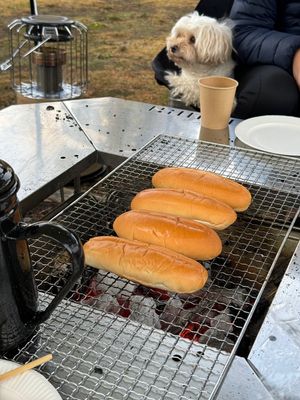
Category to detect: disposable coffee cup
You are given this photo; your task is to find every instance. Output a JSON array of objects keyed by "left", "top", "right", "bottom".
[
  {"left": 199, "top": 76, "right": 238, "bottom": 130},
  {"left": 199, "top": 126, "right": 229, "bottom": 145}
]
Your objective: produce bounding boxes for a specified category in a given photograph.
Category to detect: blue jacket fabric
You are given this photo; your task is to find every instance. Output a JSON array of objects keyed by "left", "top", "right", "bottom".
[{"left": 230, "top": 0, "right": 300, "bottom": 73}]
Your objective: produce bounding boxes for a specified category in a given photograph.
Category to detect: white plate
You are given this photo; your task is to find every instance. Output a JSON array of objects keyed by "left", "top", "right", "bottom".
[
  {"left": 0, "top": 359, "right": 62, "bottom": 400},
  {"left": 235, "top": 115, "right": 300, "bottom": 156}
]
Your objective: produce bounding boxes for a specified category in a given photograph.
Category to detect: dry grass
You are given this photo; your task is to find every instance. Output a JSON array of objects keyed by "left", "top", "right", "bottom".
[{"left": 0, "top": 0, "right": 197, "bottom": 109}]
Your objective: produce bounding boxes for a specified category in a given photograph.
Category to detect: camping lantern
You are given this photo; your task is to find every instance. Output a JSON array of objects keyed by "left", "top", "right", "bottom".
[{"left": 1, "top": 14, "right": 88, "bottom": 100}]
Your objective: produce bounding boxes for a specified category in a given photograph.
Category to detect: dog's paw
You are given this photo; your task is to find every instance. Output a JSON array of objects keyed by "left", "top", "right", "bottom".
[
  {"left": 165, "top": 71, "right": 181, "bottom": 88},
  {"left": 165, "top": 72, "right": 200, "bottom": 108},
  {"left": 165, "top": 72, "right": 188, "bottom": 100}
]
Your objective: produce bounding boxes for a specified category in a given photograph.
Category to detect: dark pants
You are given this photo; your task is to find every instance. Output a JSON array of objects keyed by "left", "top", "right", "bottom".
[{"left": 233, "top": 65, "right": 300, "bottom": 119}]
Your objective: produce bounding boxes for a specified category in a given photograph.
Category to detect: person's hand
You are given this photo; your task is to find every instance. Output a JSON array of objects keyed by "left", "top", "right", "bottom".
[{"left": 292, "top": 49, "right": 300, "bottom": 89}]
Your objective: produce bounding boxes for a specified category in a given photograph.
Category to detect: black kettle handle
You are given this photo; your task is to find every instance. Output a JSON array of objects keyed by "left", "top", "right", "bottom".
[{"left": 8, "top": 221, "right": 85, "bottom": 325}]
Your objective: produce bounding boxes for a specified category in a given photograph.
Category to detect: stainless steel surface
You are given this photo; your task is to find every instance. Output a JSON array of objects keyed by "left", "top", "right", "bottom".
[
  {"left": 64, "top": 97, "right": 203, "bottom": 166},
  {"left": 0, "top": 97, "right": 241, "bottom": 211},
  {"left": 0, "top": 102, "right": 96, "bottom": 212},
  {"left": 9, "top": 134, "right": 298, "bottom": 399},
  {"left": 65, "top": 97, "right": 200, "bottom": 143},
  {"left": 248, "top": 241, "right": 300, "bottom": 399},
  {"left": 46, "top": 96, "right": 246, "bottom": 160},
  {"left": 63, "top": 97, "right": 247, "bottom": 166},
  {"left": 217, "top": 357, "right": 274, "bottom": 400},
  {"left": 65, "top": 97, "right": 244, "bottom": 152}
]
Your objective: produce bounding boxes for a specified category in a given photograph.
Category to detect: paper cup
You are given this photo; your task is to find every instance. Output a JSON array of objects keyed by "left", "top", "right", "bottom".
[
  {"left": 199, "top": 126, "right": 229, "bottom": 145},
  {"left": 199, "top": 76, "right": 238, "bottom": 130}
]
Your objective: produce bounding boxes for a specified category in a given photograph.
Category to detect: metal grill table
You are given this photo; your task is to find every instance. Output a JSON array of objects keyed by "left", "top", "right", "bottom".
[
  {"left": 63, "top": 97, "right": 241, "bottom": 168},
  {"left": 0, "top": 97, "right": 240, "bottom": 212},
  {"left": 249, "top": 241, "right": 300, "bottom": 398},
  {"left": 0, "top": 101, "right": 97, "bottom": 213},
  {"left": 4, "top": 135, "right": 300, "bottom": 399}
]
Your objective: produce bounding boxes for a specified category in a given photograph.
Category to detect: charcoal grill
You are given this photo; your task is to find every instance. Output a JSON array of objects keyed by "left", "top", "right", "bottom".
[{"left": 4, "top": 134, "right": 299, "bottom": 399}]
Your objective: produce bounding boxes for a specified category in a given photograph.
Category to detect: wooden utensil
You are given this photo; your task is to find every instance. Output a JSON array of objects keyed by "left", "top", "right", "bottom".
[{"left": 0, "top": 354, "right": 53, "bottom": 382}]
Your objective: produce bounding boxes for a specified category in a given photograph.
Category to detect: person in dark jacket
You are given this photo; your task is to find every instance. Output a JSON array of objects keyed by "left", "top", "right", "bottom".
[{"left": 230, "top": 0, "right": 300, "bottom": 118}]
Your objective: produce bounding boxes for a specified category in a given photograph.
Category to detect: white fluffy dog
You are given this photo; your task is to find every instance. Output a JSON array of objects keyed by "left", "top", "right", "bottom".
[{"left": 166, "top": 12, "right": 235, "bottom": 108}]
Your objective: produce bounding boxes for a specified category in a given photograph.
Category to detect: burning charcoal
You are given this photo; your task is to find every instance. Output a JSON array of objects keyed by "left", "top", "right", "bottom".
[
  {"left": 199, "top": 328, "right": 235, "bottom": 353},
  {"left": 159, "top": 297, "right": 184, "bottom": 332},
  {"left": 128, "top": 296, "right": 161, "bottom": 329},
  {"left": 220, "top": 286, "right": 248, "bottom": 308},
  {"left": 116, "top": 297, "right": 131, "bottom": 318},
  {"left": 180, "top": 322, "right": 204, "bottom": 342},
  {"left": 180, "top": 293, "right": 221, "bottom": 321},
  {"left": 82, "top": 293, "right": 121, "bottom": 314},
  {"left": 199, "top": 307, "right": 234, "bottom": 351},
  {"left": 160, "top": 296, "right": 216, "bottom": 334},
  {"left": 84, "top": 275, "right": 102, "bottom": 298},
  {"left": 199, "top": 325, "right": 234, "bottom": 352},
  {"left": 160, "top": 283, "right": 248, "bottom": 341},
  {"left": 210, "top": 309, "right": 233, "bottom": 333},
  {"left": 133, "top": 285, "right": 170, "bottom": 302},
  {"left": 186, "top": 285, "right": 247, "bottom": 314},
  {"left": 181, "top": 280, "right": 209, "bottom": 303},
  {"left": 188, "top": 309, "right": 218, "bottom": 326},
  {"left": 93, "top": 270, "right": 137, "bottom": 297}
]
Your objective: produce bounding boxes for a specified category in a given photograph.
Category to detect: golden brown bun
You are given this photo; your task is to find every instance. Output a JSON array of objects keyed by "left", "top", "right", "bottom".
[
  {"left": 152, "top": 167, "right": 252, "bottom": 212},
  {"left": 113, "top": 209, "right": 222, "bottom": 260},
  {"left": 130, "top": 188, "right": 237, "bottom": 230},
  {"left": 83, "top": 236, "right": 208, "bottom": 293}
]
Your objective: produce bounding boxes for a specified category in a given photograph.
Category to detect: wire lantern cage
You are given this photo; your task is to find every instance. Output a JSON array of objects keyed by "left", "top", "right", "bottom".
[{"left": 1, "top": 1, "right": 88, "bottom": 101}]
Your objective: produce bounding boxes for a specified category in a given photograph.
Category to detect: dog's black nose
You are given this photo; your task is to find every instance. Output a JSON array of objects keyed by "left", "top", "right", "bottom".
[{"left": 171, "top": 46, "right": 178, "bottom": 53}]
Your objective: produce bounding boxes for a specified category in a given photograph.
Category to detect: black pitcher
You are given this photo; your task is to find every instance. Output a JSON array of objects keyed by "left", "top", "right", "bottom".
[{"left": 0, "top": 159, "right": 84, "bottom": 353}]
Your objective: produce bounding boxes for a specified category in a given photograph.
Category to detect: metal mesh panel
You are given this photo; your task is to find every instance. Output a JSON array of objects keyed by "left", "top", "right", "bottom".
[{"left": 5, "top": 135, "right": 300, "bottom": 399}]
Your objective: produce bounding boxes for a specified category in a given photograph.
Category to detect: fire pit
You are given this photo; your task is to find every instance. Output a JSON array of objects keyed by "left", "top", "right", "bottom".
[{"left": 15, "top": 134, "right": 299, "bottom": 399}]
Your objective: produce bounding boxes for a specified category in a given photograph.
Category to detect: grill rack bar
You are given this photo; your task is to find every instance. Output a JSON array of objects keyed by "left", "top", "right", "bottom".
[{"left": 5, "top": 135, "right": 300, "bottom": 399}]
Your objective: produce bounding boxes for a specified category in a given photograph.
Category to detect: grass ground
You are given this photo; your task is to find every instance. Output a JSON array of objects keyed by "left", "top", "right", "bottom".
[{"left": 0, "top": 0, "right": 197, "bottom": 110}]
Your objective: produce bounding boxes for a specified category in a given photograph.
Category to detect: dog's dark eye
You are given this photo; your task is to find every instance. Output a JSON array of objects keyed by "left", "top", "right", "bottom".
[{"left": 190, "top": 35, "right": 196, "bottom": 44}]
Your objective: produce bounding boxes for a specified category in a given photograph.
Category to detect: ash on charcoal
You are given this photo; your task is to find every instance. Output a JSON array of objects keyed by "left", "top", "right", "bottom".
[
  {"left": 82, "top": 293, "right": 120, "bottom": 314},
  {"left": 199, "top": 307, "right": 235, "bottom": 352},
  {"left": 88, "top": 270, "right": 137, "bottom": 297},
  {"left": 159, "top": 297, "right": 184, "bottom": 333},
  {"left": 80, "top": 270, "right": 251, "bottom": 349},
  {"left": 128, "top": 296, "right": 161, "bottom": 329}
]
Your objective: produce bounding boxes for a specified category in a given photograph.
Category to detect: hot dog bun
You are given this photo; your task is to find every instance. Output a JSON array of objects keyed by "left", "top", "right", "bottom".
[
  {"left": 152, "top": 167, "right": 252, "bottom": 212},
  {"left": 83, "top": 236, "right": 208, "bottom": 293},
  {"left": 130, "top": 188, "right": 237, "bottom": 230},
  {"left": 113, "top": 210, "right": 222, "bottom": 260}
]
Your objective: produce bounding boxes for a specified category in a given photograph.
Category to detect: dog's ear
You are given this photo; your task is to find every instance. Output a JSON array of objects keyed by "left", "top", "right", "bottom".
[{"left": 195, "top": 20, "right": 233, "bottom": 64}]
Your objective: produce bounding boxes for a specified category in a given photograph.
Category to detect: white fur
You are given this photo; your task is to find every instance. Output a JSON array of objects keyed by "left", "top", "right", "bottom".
[{"left": 166, "top": 12, "right": 235, "bottom": 108}]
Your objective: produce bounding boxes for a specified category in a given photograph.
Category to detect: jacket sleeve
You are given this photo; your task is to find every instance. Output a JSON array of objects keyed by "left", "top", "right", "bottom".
[{"left": 230, "top": 0, "right": 300, "bottom": 72}]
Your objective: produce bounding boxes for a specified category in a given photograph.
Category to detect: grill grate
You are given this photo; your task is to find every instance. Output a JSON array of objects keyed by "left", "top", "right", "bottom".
[{"left": 6, "top": 135, "right": 300, "bottom": 399}]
